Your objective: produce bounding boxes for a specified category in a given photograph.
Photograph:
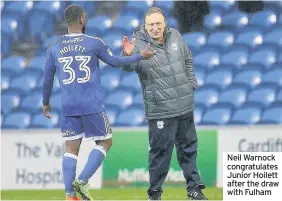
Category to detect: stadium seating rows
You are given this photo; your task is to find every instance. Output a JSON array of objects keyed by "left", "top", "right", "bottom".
[{"left": 1, "top": 0, "right": 282, "bottom": 128}]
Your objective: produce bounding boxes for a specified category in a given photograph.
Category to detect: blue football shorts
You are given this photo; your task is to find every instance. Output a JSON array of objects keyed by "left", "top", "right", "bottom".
[{"left": 60, "top": 111, "right": 112, "bottom": 141}]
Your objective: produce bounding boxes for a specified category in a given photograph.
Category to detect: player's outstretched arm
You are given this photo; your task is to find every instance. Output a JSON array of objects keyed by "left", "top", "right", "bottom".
[
  {"left": 95, "top": 39, "right": 156, "bottom": 67},
  {"left": 42, "top": 48, "right": 56, "bottom": 118}
]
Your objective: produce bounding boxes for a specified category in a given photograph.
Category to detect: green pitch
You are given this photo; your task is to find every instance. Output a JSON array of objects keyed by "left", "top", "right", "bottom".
[{"left": 1, "top": 187, "right": 223, "bottom": 200}]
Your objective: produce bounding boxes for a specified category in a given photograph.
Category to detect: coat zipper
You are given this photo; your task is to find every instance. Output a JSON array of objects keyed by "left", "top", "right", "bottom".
[{"left": 164, "top": 37, "right": 180, "bottom": 115}]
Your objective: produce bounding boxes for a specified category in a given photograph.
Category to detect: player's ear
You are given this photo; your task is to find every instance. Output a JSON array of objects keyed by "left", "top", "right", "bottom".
[
  {"left": 80, "top": 13, "right": 86, "bottom": 25},
  {"left": 79, "top": 17, "right": 83, "bottom": 25}
]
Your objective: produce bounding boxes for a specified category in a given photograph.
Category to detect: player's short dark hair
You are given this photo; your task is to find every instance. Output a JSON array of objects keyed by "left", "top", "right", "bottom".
[
  {"left": 144, "top": 7, "right": 166, "bottom": 23},
  {"left": 64, "top": 4, "right": 85, "bottom": 25}
]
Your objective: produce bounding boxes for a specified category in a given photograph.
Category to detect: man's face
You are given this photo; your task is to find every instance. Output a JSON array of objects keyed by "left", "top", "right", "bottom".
[{"left": 145, "top": 12, "right": 166, "bottom": 41}]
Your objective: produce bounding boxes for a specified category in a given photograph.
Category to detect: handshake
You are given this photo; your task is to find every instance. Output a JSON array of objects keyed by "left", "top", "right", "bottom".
[{"left": 122, "top": 36, "right": 156, "bottom": 59}]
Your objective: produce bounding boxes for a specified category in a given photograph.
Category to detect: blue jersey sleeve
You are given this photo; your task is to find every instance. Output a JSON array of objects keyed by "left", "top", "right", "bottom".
[
  {"left": 42, "top": 48, "right": 56, "bottom": 105},
  {"left": 94, "top": 38, "right": 142, "bottom": 67}
]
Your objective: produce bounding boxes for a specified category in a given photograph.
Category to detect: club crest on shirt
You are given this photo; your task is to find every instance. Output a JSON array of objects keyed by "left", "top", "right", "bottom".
[
  {"left": 172, "top": 43, "right": 178, "bottom": 50},
  {"left": 157, "top": 121, "right": 164, "bottom": 129}
]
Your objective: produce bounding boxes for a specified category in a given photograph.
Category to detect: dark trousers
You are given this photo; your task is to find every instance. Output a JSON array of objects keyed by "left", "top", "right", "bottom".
[{"left": 147, "top": 112, "right": 205, "bottom": 196}]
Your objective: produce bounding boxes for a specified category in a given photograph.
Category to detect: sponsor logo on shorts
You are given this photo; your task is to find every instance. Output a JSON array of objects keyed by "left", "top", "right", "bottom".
[{"left": 62, "top": 129, "right": 76, "bottom": 137}]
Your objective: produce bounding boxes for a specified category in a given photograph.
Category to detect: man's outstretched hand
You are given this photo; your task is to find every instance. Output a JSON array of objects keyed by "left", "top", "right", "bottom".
[
  {"left": 42, "top": 104, "right": 52, "bottom": 119},
  {"left": 122, "top": 36, "right": 135, "bottom": 56},
  {"left": 140, "top": 43, "right": 157, "bottom": 59}
]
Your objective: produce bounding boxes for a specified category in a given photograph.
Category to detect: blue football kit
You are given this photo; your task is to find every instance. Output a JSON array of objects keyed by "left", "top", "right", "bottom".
[{"left": 43, "top": 33, "right": 142, "bottom": 140}]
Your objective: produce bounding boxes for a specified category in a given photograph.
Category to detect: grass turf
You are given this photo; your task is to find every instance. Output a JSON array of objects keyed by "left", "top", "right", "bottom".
[{"left": 1, "top": 187, "right": 223, "bottom": 200}]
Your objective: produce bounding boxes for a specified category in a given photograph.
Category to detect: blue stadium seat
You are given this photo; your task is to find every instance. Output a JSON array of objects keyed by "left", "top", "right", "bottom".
[
  {"left": 1, "top": 70, "right": 11, "bottom": 91},
  {"left": 133, "top": 92, "right": 143, "bottom": 105},
  {"left": 3, "top": 112, "right": 31, "bottom": 129},
  {"left": 264, "top": 1, "right": 282, "bottom": 14},
  {"left": 277, "top": 90, "right": 282, "bottom": 102},
  {"left": 194, "top": 86, "right": 219, "bottom": 108},
  {"left": 207, "top": 31, "right": 234, "bottom": 49},
  {"left": 50, "top": 93, "right": 61, "bottom": 111},
  {"left": 220, "top": 49, "right": 248, "bottom": 68},
  {"left": 1, "top": 1, "right": 4, "bottom": 11},
  {"left": 27, "top": 2, "right": 66, "bottom": 41},
  {"left": 103, "top": 31, "right": 124, "bottom": 52},
  {"left": 248, "top": 48, "right": 276, "bottom": 68},
  {"left": 33, "top": 1, "right": 66, "bottom": 18},
  {"left": 262, "top": 68, "right": 282, "bottom": 87},
  {"left": 4, "top": 1, "right": 32, "bottom": 17},
  {"left": 28, "top": 12, "right": 53, "bottom": 41},
  {"left": 233, "top": 68, "right": 262, "bottom": 88},
  {"left": 268, "top": 63, "right": 282, "bottom": 71},
  {"left": 1, "top": 32, "right": 11, "bottom": 56},
  {"left": 222, "top": 12, "right": 248, "bottom": 29},
  {"left": 4, "top": 1, "right": 33, "bottom": 38},
  {"left": 194, "top": 104, "right": 206, "bottom": 124},
  {"left": 154, "top": 0, "right": 173, "bottom": 16},
  {"left": 101, "top": 69, "right": 121, "bottom": 91},
  {"left": 123, "top": 1, "right": 152, "bottom": 17},
  {"left": 114, "top": 14, "right": 140, "bottom": 34},
  {"left": 31, "top": 112, "right": 60, "bottom": 128},
  {"left": 204, "top": 13, "right": 222, "bottom": 30},
  {"left": 194, "top": 65, "right": 206, "bottom": 87},
  {"left": 241, "top": 63, "right": 264, "bottom": 72},
  {"left": 249, "top": 11, "right": 277, "bottom": 28},
  {"left": 1, "top": 17, "right": 18, "bottom": 55},
  {"left": 235, "top": 30, "right": 263, "bottom": 48},
  {"left": 209, "top": 0, "right": 236, "bottom": 12},
  {"left": 86, "top": 15, "right": 112, "bottom": 35},
  {"left": 116, "top": 107, "right": 144, "bottom": 126},
  {"left": 278, "top": 53, "right": 282, "bottom": 63},
  {"left": 2, "top": 56, "right": 26, "bottom": 74},
  {"left": 10, "top": 70, "right": 42, "bottom": 93},
  {"left": 218, "top": 84, "right": 248, "bottom": 108},
  {"left": 167, "top": 17, "right": 178, "bottom": 29},
  {"left": 194, "top": 51, "right": 220, "bottom": 69},
  {"left": 205, "top": 67, "right": 233, "bottom": 89},
  {"left": 105, "top": 89, "right": 133, "bottom": 109},
  {"left": 20, "top": 92, "right": 42, "bottom": 113},
  {"left": 99, "top": 61, "right": 109, "bottom": 72},
  {"left": 183, "top": 32, "right": 206, "bottom": 51},
  {"left": 1, "top": 17, "right": 19, "bottom": 38},
  {"left": 229, "top": 106, "right": 261, "bottom": 125},
  {"left": 1, "top": 91, "right": 21, "bottom": 115},
  {"left": 104, "top": 106, "right": 120, "bottom": 125},
  {"left": 120, "top": 73, "right": 141, "bottom": 92},
  {"left": 279, "top": 15, "right": 282, "bottom": 24},
  {"left": 264, "top": 28, "right": 282, "bottom": 46},
  {"left": 28, "top": 56, "right": 45, "bottom": 70},
  {"left": 247, "top": 85, "right": 277, "bottom": 106},
  {"left": 260, "top": 107, "right": 282, "bottom": 124},
  {"left": 38, "top": 77, "right": 61, "bottom": 93},
  {"left": 201, "top": 105, "right": 232, "bottom": 125},
  {"left": 69, "top": 1, "right": 95, "bottom": 18}
]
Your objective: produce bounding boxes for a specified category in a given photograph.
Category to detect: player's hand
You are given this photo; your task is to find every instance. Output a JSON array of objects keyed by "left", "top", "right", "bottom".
[
  {"left": 42, "top": 104, "right": 52, "bottom": 119},
  {"left": 122, "top": 36, "right": 135, "bottom": 56},
  {"left": 140, "top": 43, "right": 157, "bottom": 59}
]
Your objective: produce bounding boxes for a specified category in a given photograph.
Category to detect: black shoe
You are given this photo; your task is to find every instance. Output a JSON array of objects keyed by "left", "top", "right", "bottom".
[
  {"left": 148, "top": 191, "right": 162, "bottom": 200},
  {"left": 188, "top": 188, "right": 208, "bottom": 200}
]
